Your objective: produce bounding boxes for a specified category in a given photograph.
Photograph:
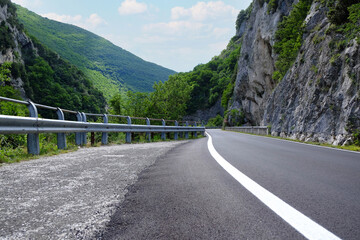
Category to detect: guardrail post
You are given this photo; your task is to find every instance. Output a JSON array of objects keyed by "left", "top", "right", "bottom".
[
  {"left": 161, "top": 119, "right": 166, "bottom": 140},
  {"left": 174, "top": 120, "right": 178, "bottom": 140},
  {"left": 76, "top": 112, "right": 83, "bottom": 146},
  {"left": 27, "top": 101, "right": 40, "bottom": 155},
  {"left": 81, "top": 112, "right": 87, "bottom": 145},
  {"left": 185, "top": 121, "right": 189, "bottom": 139},
  {"left": 126, "top": 116, "right": 131, "bottom": 143},
  {"left": 194, "top": 122, "right": 198, "bottom": 138},
  {"left": 56, "top": 108, "right": 66, "bottom": 149},
  {"left": 102, "top": 114, "right": 108, "bottom": 145},
  {"left": 146, "top": 118, "right": 151, "bottom": 142}
]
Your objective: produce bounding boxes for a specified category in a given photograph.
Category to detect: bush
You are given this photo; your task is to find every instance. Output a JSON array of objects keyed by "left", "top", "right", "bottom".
[
  {"left": 327, "top": 0, "right": 359, "bottom": 25},
  {"left": 224, "top": 109, "right": 245, "bottom": 127},
  {"left": 206, "top": 115, "right": 224, "bottom": 127},
  {"left": 267, "top": 0, "right": 278, "bottom": 13},
  {"left": 273, "top": 0, "right": 313, "bottom": 82}
]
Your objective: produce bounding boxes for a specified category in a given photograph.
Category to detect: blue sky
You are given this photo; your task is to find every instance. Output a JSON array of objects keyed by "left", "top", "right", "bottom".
[{"left": 12, "top": 0, "right": 253, "bottom": 72}]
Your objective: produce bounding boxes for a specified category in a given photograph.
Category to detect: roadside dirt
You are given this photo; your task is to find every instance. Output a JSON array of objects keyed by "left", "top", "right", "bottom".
[{"left": 0, "top": 141, "right": 187, "bottom": 240}]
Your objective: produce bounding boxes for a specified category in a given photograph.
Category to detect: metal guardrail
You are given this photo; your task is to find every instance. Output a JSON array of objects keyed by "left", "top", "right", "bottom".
[
  {"left": 225, "top": 126, "right": 269, "bottom": 135},
  {"left": 0, "top": 96, "right": 205, "bottom": 155}
]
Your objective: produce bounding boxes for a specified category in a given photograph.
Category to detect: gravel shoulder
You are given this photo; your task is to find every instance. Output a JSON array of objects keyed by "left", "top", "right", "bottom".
[{"left": 0, "top": 141, "right": 188, "bottom": 240}]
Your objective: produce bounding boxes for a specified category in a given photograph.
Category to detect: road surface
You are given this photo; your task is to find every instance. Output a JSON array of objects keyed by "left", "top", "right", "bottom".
[
  {"left": 100, "top": 129, "right": 360, "bottom": 240},
  {"left": 0, "top": 141, "right": 188, "bottom": 239}
]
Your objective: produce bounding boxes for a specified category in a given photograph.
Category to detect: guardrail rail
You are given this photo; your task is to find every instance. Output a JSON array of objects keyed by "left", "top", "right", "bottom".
[
  {"left": 225, "top": 126, "right": 269, "bottom": 135},
  {"left": 0, "top": 96, "right": 205, "bottom": 155}
]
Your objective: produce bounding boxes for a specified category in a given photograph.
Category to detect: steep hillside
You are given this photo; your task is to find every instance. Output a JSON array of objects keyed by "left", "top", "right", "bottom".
[
  {"left": 0, "top": 0, "right": 105, "bottom": 116},
  {"left": 228, "top": 0, "right": 360, "bottom": 145},
  {"left": 16, "top": 5, "right": 176, "bottom": 99}
]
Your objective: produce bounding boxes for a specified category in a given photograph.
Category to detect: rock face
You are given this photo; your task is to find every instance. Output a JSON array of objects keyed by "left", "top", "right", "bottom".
[
  {"left": 184, "top": 99, "right": 224, "bottom": 123},
  {"left": 231, "top": 0, "right": 360, "bottom": 145},
  {"left": 232, "top": 0, "right": 296, "bottom": 125},
  {"left": 0, "top": 4, "right": 33, "bottom": 99}
]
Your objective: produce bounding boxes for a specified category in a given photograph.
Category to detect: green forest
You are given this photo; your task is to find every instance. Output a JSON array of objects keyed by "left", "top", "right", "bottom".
[
  {"left": 108, "top": 37, "right": 242, "bottom": 124},
  {"left": 16, "top": 5, "right": 176, "bottom": 100}
]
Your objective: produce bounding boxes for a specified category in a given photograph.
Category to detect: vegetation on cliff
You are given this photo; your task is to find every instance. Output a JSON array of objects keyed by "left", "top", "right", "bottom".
[{"left": 272, "top": 0, "right": 313, "bottom": 82}]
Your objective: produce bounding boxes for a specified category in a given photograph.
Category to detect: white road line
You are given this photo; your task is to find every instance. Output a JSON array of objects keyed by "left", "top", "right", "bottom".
[{"left": 206, "top": 132, "right": 341, "bottom": 240}]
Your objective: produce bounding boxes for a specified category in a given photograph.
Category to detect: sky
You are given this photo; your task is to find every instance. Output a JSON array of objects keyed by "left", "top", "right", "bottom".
[{"left": 11, "top": 0, "right": 253, "bottom": 72}]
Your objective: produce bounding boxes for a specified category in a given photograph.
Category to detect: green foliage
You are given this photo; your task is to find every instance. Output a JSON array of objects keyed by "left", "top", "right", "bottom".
[
  {"left": 272, "top": 70, "right": 283, "bottom": 83},
  {"left": 221, "top": 82, "right": 234, "bottom": 108},
  {"left": 0, "top": 133, "right": 78, "bottom": 164},
  {"left": 108, "top": 43, "right": 241, "bottom": 121},
  {"left": 147, "top": 75, "right": 193, "bottom": 120},
  {"left": 346, "top": 115, "right": 360, "bottom": 146},
  {"left": 273, "top": 0, "right": 313, "bottom": 82},
  {"left": 224, "top": 109, "right": 245, "bottom": 127},
  {"left": 0, "top": 62, "right": 11, "bottom": 82},
  {"left": 0, "top": 62, "right": 28, "bottom": 117},
  {"left": 353, "top": 129, "right": 360, "bottom": 146},
  {"left": 206, "top": 114, "right": 224, "bottom": 127},
  {"left": 187, "top": 44, "right": 241, "bottom": 113},
  {"left": 0, "top": 20, "right": 15, "bottom": 54},
  {"left": 124, "top": 91, "right": 150, "bottom": 118},
  {"left": 236, "top": 3, "right": 253, "bottom": 31},
  {"left": 109, "top": 75, "right": 193, "bottom": 121},
  {"left": 328, "top": 3, "right": 360, "bottom": 45},
  {"left": 327, "top": 0, "right": 359, "bottom": 25},
  {"left": 16, "top": 5, "right": 176, "bottom": 96},
  {"left": 266, "top": 0, "right": 278, "bottom": 13},
  {"left": 22, "top": 37, "right": 106, "bottom": 117}
]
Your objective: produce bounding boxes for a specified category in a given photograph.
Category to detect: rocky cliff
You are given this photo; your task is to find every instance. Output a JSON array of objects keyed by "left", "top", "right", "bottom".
[
  {"left": 0, "top": 2, "right": 33, "bottom": 98},
  {"left": 230, "top": 0, "right": 360, "bottom": 145}
]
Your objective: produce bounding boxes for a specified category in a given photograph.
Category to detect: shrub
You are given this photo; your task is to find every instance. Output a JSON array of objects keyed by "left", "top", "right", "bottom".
[
  {"left": 206, "top": 115, "right": 224, "bottom": 127},
  {"left": 273, "top": 0, "right": 313, "bottom": 82},
  {"left": 327, "top": 0, "right": 359, "bottom": 25}
]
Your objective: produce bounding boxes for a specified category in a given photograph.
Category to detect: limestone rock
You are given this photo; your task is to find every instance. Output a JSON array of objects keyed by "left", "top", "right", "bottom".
[{"left": 230, "top": 0, "right": 359, "bottom": 145}]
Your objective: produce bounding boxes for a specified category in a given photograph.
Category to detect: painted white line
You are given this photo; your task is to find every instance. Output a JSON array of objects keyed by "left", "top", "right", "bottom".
[{"left": 206, "top": 132, "right": 341, "bottom": 240}]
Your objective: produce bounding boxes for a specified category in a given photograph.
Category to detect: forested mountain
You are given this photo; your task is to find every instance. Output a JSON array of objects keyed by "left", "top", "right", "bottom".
[
  {"left": 108, "top": 0, "right": 360, "bottom": 146},
  {"left": 16, "top": 5, "right": 176, "bottom": 100},
  {"left": 0, "top": 0, "right": 105, "bottom": 116}
]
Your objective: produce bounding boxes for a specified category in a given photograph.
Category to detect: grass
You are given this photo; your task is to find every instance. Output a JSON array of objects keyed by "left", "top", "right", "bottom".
[
  {"left": 0, "top": 131, "right": 204, "bottom": 166},
  {"left": 225, "top": 130, "right": 360, "bottom": 152},
  {"left": 0, "top": 145, "right": 78, "bottom": 166}
]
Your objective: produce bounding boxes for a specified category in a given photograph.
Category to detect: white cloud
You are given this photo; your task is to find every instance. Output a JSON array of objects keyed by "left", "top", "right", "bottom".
[
  {"left": 42, "top": 13, "right": 82, "bottom": 24},
  {"left": 171, "top": 7, "right": 190, "bottom": 20},
  {"left": 86, "top": 14, "right": 107, "bottom": 28},
  {"left": 11, "top": 0, "right": 42, "bottom": 8},
  {"left": 143, "top": 21, "right": 211, "bottom": 36},
  {"left": 118, "top": 0, "right": 147, "bottom": 15},
  {"left": 171, "top": 1, "right": 238, "bottom": 21},
  {"left": 41, "top": 13, "right": 106, "bottom": 30}
]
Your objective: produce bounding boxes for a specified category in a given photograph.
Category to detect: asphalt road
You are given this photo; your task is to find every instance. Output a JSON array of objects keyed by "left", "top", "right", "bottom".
[{"left": 100, "top": 129, "right": 360, "bottom": 240}]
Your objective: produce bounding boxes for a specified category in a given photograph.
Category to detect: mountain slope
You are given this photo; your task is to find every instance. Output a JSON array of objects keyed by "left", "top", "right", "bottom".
[
  {"left": 15, "top": 5, "right": 176, "bottom": 99},
  {"left": 0, "top": 0, "right": 105, "bottom": 116}
]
